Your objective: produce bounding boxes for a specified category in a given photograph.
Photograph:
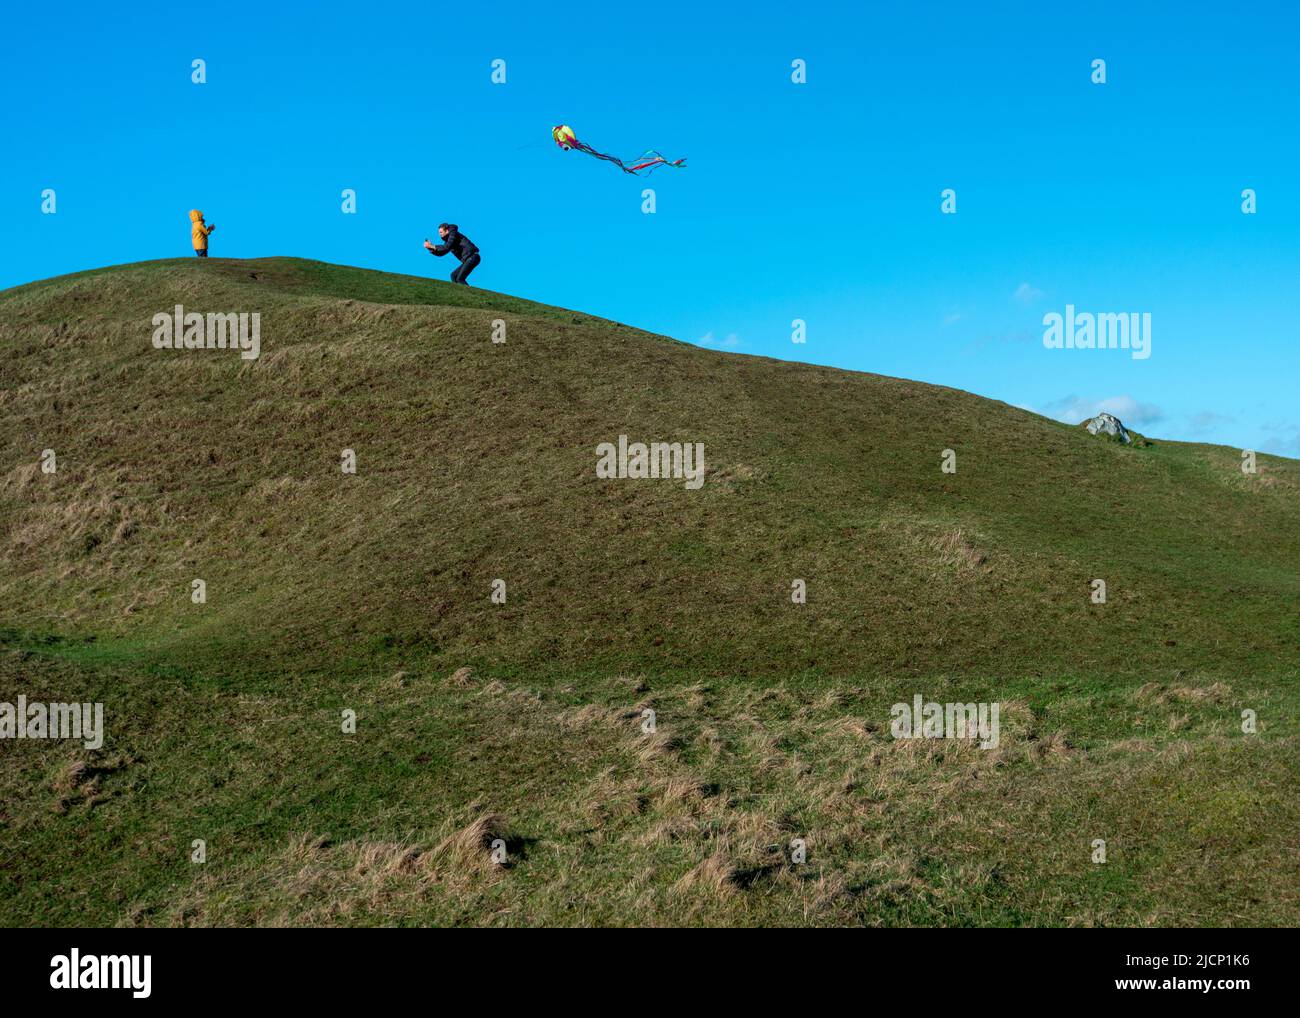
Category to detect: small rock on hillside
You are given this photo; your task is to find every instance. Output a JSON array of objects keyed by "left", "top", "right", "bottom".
[{"left": 1083, "top": 412, "right": 1132, "bottom": 444}]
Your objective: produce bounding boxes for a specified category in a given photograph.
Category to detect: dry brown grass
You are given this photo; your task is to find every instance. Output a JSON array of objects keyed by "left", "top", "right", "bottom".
[
  {"left": 425, "top": 812, "right": 509, "bottom": 878},
  {"left": 929, "top": 526, "right": 989, "bottom": 570},
  {"left": 672, "top": 848, "right": 736, "bottom": 897}
]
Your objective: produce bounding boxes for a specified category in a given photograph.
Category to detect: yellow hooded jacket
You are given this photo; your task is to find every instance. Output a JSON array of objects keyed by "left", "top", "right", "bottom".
[{"left": 190, "top": 209, "right": 213, "bottom": 251}]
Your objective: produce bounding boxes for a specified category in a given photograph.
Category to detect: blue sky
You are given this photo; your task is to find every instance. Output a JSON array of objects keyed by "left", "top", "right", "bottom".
[{"left": 3, "top": 1, "right": 1298, "bottom": 454}]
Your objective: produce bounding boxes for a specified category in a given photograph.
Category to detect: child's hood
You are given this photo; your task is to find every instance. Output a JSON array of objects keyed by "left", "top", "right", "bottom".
[{"left": 189, "top": 209, "right": 204, "bottom": 223}]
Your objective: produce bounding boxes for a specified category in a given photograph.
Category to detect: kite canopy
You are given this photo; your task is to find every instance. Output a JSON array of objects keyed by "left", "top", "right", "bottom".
[
  {"left": 550, "top": 124, "right": 685, "bottom": 177},
  {"left": 552, "top": 124, "right": 577, "bottom": 150}
]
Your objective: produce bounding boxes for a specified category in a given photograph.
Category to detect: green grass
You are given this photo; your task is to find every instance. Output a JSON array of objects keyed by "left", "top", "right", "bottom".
[{"left": 1, "top": 257, "right": 1297, "bottom": 926}]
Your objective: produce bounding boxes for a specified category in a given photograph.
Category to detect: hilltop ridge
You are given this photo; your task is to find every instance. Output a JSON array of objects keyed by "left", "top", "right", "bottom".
[{"left": 3, "top": 257, "right": 1296, "bottom": 682}]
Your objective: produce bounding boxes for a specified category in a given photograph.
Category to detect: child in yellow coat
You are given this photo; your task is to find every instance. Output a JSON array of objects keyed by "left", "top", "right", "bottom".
[{"left": 189, "top": 210, "right": 215, "bottom": 257}]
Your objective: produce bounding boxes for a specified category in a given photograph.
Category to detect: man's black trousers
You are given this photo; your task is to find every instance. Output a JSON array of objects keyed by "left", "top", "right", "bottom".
[{"left": 451, "top": 253, "right": 480, "bottom": 285}]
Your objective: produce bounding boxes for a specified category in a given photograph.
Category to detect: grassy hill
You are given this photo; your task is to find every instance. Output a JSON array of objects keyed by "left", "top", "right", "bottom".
[{"left": 1, "top": 257, "right": 1297, "bottom": 926}]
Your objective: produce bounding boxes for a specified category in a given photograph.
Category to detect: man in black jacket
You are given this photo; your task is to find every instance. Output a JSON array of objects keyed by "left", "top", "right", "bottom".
[{"left": 424, "top": 223, "right": 481, "bottom": 285}]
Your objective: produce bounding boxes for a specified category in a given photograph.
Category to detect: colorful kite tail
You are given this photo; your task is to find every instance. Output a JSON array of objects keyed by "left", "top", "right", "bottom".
[
  {"left": 575, "top": 142, "right": 686, "bottom": 176},
  {"left": 624, "top": 151, "right": 687, "bottom": 175}
]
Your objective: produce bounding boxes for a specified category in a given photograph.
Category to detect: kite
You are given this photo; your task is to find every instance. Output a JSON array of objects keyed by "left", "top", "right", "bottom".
[{"left": 551, "top": 124, "right": 686, "bottom": 176}]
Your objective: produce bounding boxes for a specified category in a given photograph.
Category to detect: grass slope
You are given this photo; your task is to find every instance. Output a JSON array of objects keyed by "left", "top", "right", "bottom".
[{"left": 1, "top": 257, "right": 1296, "bottom": 926}]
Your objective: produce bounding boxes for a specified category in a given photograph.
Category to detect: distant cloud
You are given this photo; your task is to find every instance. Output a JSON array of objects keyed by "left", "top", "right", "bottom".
[
  {"left": 1260, "top": 421, "right": 1300, "bottom": 456},
  {"left": 1013, "top": 282, "right": 1044, "bottom": 304},
  {"left": 943, "top": 312, "right": 963, "bottom": 326},
  {"left": 1040, "top": 394, "right": 1164, "bottom": 427},
  {"left": 1187, "top": 410, "right": 1234, "bottom": 435},
  {"left": 698, "top": 331, "right": 741, "bottom": 349}
]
